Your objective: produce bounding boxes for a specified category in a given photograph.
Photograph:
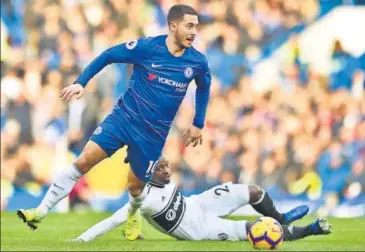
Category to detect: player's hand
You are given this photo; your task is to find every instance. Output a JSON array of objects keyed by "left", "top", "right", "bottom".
[
  {"left": 60, "top": 83, "right": 85, "bottom": 102},
  {"left": 183, "top": 125, "right": 203, "bottom": 147}
]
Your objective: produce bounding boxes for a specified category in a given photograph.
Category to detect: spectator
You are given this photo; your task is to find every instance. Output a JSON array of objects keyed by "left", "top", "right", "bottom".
[
  {"left": 343, "top": 158, "right": 365, "bottom": 200},
  {"left": 2, "top": 66, "right": 33, "bottom": 145},
  {"left": 329, "top": 40, "right": 361, "bottom": 91}
]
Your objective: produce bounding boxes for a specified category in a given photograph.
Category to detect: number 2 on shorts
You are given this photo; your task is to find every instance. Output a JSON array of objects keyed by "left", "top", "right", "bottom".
[{"left": 214, "top": 185, "right": 230, "bottom": 196}]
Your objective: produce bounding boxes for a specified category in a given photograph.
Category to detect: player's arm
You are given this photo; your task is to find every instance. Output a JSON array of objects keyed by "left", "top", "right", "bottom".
[
  {"left": 193, "top": 56, "right": 211, "bottom": 129},
  {"left": 75, "top": 38, "right": 149, "bottom": 87},
  {"left": 183, "top": 56, "right": 211, "bottom": 147},
  {"left": 74, "top": 203, "right": 130, "bottom": 242},
  {"left": 60, "top": 38, "right": 150, "bottom": 102}
]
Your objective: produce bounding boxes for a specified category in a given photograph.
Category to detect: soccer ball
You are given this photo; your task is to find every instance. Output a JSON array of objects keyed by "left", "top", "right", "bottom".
[{"left": 247, "top": 217, "right": 283, "bottom": 250}]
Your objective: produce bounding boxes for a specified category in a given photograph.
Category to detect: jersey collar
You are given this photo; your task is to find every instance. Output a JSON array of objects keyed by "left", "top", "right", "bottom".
[{"left": 148, "top": 181, "right": 165, "bottom": 188}]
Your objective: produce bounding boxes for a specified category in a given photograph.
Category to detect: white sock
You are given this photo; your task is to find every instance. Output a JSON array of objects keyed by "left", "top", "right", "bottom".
[
  {"left": 78, "top": 203, "right": 129, "bottom": 242},
  {"left": 36, "top": 164, "right": 83, "bottom": 218},
  {"left": 127, "top": 190, "right": 146, "bottom": 215}
]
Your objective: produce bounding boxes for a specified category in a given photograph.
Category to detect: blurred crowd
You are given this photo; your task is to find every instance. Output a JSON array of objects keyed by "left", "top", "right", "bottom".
[{"left": 1, "top": 0, "right": 364, "bottom": 214}]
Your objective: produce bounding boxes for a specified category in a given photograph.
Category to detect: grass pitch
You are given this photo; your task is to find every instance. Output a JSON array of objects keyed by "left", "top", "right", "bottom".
[{"left": 1, "top": 212, "right": 364, "bottom": 251}]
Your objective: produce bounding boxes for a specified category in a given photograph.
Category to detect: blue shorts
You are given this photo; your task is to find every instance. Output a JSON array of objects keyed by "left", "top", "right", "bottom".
[{"left": 89, "top": 107, "right": 165, "bottom": 182}]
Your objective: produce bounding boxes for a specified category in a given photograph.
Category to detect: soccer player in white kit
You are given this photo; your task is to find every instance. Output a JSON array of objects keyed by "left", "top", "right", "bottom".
[{"left": 74, "top": 157, "right": 331, "bottom": 242}]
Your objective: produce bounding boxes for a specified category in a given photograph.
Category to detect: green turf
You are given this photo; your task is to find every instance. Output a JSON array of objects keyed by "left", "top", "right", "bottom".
[{"left": 1, "top": 211, "right": 364, "bottom": 251}]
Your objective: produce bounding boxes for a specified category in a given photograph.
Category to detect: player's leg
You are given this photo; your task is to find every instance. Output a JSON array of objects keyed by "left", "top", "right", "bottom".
[
  {"left": 17, "top": 116, "right": 125, "bottom": 230},
  {"left": 17, "top": 141, "right": 107, "bottom": 229},
  {"left": 203, "top": 214, "right": 249, "bottom": 241},
  {"left": 239, "top": 217, "right": 331, "bottom": 242},
  {"left": 281, "top": 217, "right": 332, "bottom": 241},
  {"left": 127, "top": 168, "right": 147, "bottom": 213},
  {"left": 123, "top": 169, "right": 147, "bottom": 241},
  {"left": 187, "top": 182, "right": 249, "bottom": 217},
  {"left": 205, "top": 216, "right": 326, "bottom": 242},
  {"left": 192, "top": 183, "right": 308, "bottom": 225},
  {"left": 249, "top": 185, "right": 309, "bottom": 225},
  {"left": 190, "top": 183, "right": 280, "bottom": 218},
  {"left": 73, "top": 202, "right": 131, "bottom": 242},
  {"left": 124, "top": 143, "right": 161, "bottom": 240}
]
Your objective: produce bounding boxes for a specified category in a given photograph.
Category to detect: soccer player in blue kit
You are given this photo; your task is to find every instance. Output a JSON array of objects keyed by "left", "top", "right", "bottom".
[{"left": 17, "top": 4, "right": 211, "bottom": 241}]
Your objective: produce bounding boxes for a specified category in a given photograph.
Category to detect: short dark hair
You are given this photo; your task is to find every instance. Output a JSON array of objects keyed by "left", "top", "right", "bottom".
[{"left": 167, "top": 4, "right": 198, "bottom": 25}]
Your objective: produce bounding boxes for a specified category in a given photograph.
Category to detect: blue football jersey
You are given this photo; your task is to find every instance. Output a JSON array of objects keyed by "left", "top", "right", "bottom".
[{"left": 75, "top": 35, "right": 211, "bottom": 140}]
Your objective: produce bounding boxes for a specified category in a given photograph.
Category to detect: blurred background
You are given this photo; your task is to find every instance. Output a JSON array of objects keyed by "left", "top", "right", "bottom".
[{"left": 1, "top": 0, "right": 365, "bottom": 217}]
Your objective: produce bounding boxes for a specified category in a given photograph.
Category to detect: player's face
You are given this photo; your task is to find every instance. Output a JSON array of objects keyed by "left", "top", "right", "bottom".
[
  {"left": 174, "top": 14, "right": 199, "bottom": 48},
  {"left": 152, "top": 160, "right": 171, "bottom": 184}
]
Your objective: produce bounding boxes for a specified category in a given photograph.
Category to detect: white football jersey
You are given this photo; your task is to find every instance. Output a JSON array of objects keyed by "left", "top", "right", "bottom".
[
  {"left": 141, "top": 181, "right": 249, "bottom": 241},
  {"left": 77, "top": 181, "right": 249, "bottom": 242}
]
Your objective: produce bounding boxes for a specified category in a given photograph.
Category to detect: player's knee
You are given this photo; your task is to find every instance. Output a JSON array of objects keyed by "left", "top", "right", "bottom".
[
  {"left": 248, "top": 185, "right": 264, "bottom": 204},
  {"left": 128, "top": 185, "right": 143, "bottom": 197},
  {"left": 127, "top": 169, "right": 146, "bottom": 197},
  {"left": 127, "top": 182, "right": 145, "bottom": 197},
  {"left": 74, "top": 154, "right": 93, "bottom": 173},
  {"left": 75, "top": 142, "right": 107, "bottom": 173},
  {"left": 75, "top": 149, "right": 102, "bottom": 173}
]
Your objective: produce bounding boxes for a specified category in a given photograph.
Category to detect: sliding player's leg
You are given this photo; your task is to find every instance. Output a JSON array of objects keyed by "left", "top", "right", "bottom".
[
  {"left": 190, "top": 183, "right": 308, "bottom": 225},
  {"left": 17, "top": 114, "right": 127, "bottom": 230},
  {"left": 249, "top": 185, "right": 309, "bottom": 225},
  {"left": 200, "top": 214, "right": 249, "bottom": 241},
  {"left": 217, "top": 216, "right": 332, "bottom": 242},
  {"left": 282, "top": 217, "right": 332, "bottom": 241},
  {"left": 187, "top": 182, "right": 250, "bottom": 217}
]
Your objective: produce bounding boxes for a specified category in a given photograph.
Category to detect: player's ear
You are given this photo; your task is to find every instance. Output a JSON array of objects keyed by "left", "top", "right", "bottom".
[{"left": 169, "top": 21, "right": 178, "bottom": 32}]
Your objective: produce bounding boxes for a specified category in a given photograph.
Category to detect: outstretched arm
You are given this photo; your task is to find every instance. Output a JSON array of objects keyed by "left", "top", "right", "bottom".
[
  {"left": 60, "top": 38, "right": 150, "bottom": 102},
  {"left": 75, "top": 39, "right": 149, "bottom": 87},
  {"left": 75, "top": 203, "right": 130, "bottom": 242}
]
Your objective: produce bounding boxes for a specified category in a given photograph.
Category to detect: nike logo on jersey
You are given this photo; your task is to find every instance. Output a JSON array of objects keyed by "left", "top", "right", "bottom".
[{"left": 152, "top": 63, "right": 162, "bottom": 68}]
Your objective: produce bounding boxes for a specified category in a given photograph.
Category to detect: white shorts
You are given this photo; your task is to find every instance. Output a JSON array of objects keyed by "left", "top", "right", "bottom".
[
  {"left": 189, "top": 182, "right": 251, "bottom": 217},
  {"left": 177, "top": 182, "right": 250, "bottom": 241}
]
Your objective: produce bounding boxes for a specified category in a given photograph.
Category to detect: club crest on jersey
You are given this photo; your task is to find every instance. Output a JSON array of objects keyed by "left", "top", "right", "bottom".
[
  {"left": 166, "top": 209, "right": 177, "bottom": 221},
  {"left": 126, "top": 39, "right": 137, "bottom": 50},
  {"left": 93, "top": 126, "right": 103, "bottom": 135},
  {"left": 184, "top": 67, "right": 193, "bottom": 78}
]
